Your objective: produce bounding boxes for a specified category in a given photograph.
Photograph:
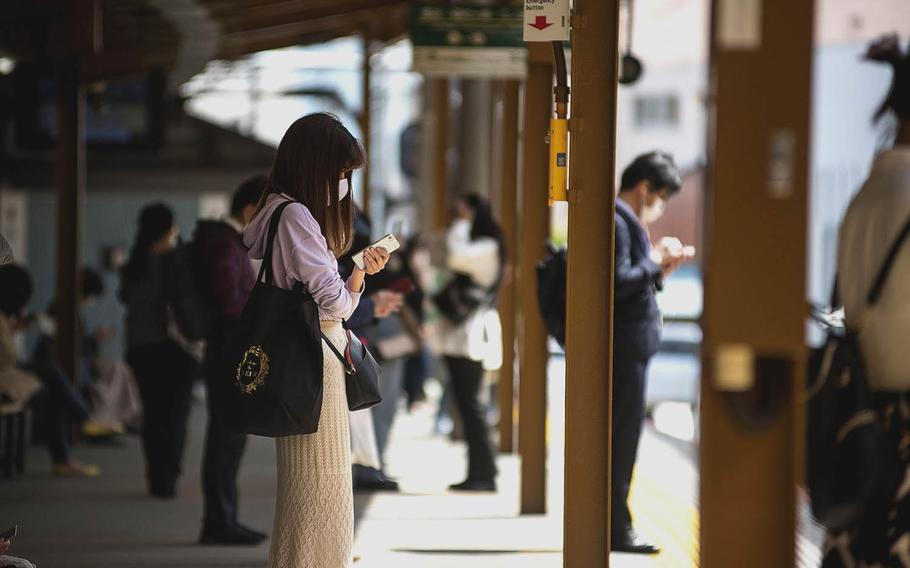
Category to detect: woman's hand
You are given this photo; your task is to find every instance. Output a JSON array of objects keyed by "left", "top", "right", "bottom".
[
  {"left": 372, "top": 290, "right": 404, "bottom": 318},
  {"left": 361, "top": 247, "right": 391, "bottom": 275}
]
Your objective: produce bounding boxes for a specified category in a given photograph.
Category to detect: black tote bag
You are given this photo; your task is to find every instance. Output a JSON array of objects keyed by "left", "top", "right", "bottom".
[{"left": 220, "top": 200, "right": 325, "bottom": 437}]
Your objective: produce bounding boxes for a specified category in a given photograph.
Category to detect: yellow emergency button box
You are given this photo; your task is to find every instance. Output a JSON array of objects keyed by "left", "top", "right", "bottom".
[{"left": 549, "top": 117, "right": 568, "bottom": 204}]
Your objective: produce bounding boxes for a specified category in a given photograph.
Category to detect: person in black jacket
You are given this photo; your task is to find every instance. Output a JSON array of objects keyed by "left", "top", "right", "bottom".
[
  {"left": 339, "top": 209, "right": 405, "bottom": 491},
  {"left": 195, "top": 175, "right": 267, "bottom": 545},
  {"left": 120, "top": 203, "right": 198, "bottom": 499},
  {"left": 611, "top": 152, "right": 690, "bottom": 554}
]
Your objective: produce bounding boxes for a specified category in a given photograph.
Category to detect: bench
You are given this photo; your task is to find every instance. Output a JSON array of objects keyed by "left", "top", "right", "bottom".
[{"left": 0, "top": 406, "right": 28, "bottom": 478}]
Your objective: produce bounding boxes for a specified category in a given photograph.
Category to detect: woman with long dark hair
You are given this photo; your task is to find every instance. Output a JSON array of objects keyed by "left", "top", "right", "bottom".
[
  {"left": 120, "top": 203, "right": 198, "bottom": 498},
  {"left": 824, "top": 36, "right": 910, "bottom": 567},
  {"left": 243, "top": 113, "right": 389, "bottom": 567},
  {"left": 437, "top": 193, "right": 505, "bottom": 492}
]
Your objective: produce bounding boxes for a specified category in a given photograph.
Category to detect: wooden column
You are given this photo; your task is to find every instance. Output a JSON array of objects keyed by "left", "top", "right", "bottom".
[
  {"left": 497, "top": 79, "right": 520, "bottom": 454},
  {"left": 360, "top": 35, "right": 372, "bottom": 216},
  {"left": 700, "top": 0, "right": 813, "bottom": 565},
  {"left": 518, "top": 45, "right": 551, "bottom": 515},
  {"left": 431, "top": 79, "right": 450, "bottom": 230},
  {"left": 55, "top": 60, "right": 85, "bottom": 383},
  {"left": 563, "top": 0, "right": 621, "bottom": 564}
]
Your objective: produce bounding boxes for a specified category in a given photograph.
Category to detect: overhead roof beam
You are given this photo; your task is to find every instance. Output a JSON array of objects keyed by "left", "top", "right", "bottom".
[
  {"left": 218, "top": 5, "right": 407, "bottom": 58},
  {"left": 214, "top": 0, "right": 406, "bottom": 32}
]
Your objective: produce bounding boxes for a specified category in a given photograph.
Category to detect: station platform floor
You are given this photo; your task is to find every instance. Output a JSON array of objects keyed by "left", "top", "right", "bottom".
[{"left": 1, "top": 356, "right": 824, "bottom": 567}]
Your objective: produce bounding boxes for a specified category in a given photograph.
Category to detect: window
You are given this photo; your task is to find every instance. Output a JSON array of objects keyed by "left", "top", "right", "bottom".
[{"left": 634, "top": 94, "right": 680, "bottom": 128}]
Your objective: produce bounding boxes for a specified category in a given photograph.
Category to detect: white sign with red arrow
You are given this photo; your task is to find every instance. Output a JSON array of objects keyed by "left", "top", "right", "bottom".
[{"left": 523, "top": 0, "right": 570, "bottom": 42}]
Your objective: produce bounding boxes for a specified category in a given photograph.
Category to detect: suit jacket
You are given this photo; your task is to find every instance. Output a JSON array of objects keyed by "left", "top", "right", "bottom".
[{"left": 614, "top": 199, "right": 662, "bottom": 360}]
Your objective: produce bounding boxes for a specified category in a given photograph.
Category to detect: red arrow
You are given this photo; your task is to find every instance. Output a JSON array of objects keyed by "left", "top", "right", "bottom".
[{"left": 529, "top": 16, "right": 553, "bottom": 31}]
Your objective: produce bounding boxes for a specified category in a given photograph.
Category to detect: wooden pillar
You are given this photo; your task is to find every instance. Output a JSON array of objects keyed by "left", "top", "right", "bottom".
[
  {"left": 563, "top": 0, "right": 621, "bottom": 564},
  {"left": 431, "top": 79, "right": 449, "bottom": 231},
  {"left": 497, "top": 79, "right": 520, "bottom": 454},
  {"left": 360, "top": 35, "right": 372, "bottom": 216},
  {"left": 55, "top": 60, "right": 85, "bottom": 383},
  {"left": 700, "top": 0, "right": 813, "bottom": 565},
  {"left": 518, "top": 45, "right": 551, "bottom": 515}
]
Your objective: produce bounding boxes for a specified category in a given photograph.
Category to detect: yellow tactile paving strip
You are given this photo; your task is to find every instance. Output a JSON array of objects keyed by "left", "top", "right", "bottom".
[{"left": 627, "top": 468, "right": 701, "bottom": 567}]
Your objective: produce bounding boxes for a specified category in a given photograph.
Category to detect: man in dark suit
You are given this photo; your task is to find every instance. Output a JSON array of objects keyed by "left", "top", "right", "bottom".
[
  {"left": 195, "top": 175, "right": 267, "bottom": 545},
  {"left": 612, "top": 152, "right": 689, "bottom": 554}
]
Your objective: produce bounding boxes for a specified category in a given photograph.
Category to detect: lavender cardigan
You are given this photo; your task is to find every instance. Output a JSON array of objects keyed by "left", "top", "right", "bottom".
[{"left": 244, "top": 193, "right": 362, "bottom": 321}]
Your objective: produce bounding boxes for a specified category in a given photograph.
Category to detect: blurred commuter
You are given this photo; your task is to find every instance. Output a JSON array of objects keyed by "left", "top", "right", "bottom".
[
  {"left": 194, "top": 175, "right": 268, "bottom": 545},
  {"left": 823, "top": 36, "right": 910, "bottom": 568},
  {"left": 0, "top": 254, "right": 40, "bottom": 418},
  {"left": 120, "top": 203, "right": 199, "bottom": 498},
  {"left": 243, "top": 113, "right": 390, "bottom": 567},
  {"left": 611, "top": 152, "right": 690, "bottom": 554},
  {"left": 0, "top": 264, "right": 102, "bottom": 477},
  {"left": 33, "top": 268, "right": 137, "bottom": 436},
  {"left": 435, "top": 194, "right": 504, "bottom": 492},
  {"left": 339, "top": 209, "right": 404, "bottom": 492},
  {"left": 401, "top": 236, "right": 434, "bottom": 411}
]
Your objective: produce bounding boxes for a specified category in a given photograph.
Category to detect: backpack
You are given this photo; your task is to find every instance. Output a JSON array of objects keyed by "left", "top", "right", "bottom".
[
  {"left": 165, "top": 241, "right": 215, "bottom": 342},
  {"left": 807, "top": 215, "right": 910, "bottom": 531},
  {"left": 536, "top": 244, "right": 567, "bottom": 348}
]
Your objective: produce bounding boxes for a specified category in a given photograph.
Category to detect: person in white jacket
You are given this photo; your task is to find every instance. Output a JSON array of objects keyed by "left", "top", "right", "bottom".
[
  {"left": 436, "top": 194, "right": 504, "bottom": 492},
  {"left": 825, "top": 35, "right": 910, "bottom": 567}
]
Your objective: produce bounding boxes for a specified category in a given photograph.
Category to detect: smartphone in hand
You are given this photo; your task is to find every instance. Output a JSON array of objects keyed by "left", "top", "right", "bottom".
[{"left": 353, "top": 234, "right": 401, "bottom": 270}]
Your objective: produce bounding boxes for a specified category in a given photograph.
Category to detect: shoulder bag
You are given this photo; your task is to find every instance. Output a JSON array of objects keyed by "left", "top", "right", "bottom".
[
  {"left": 807, "top": 215, "right": 910, "bottom": 530},
  {"left": 322, "top": 326, "right": 382, "bottom": 412}
]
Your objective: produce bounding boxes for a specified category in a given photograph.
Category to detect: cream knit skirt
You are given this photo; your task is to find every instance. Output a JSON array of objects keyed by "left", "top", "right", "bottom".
[{"left": 269, "top": 321, "right": 353, "bottom": 568}]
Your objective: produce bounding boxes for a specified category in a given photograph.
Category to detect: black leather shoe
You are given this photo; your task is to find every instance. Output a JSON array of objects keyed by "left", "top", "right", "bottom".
[
  {"left": 611, "top": 529, "right": 661, "bottom": 555},
  {"left": 236, "top": 524, "right": 267, "bottom": 541},
  {"left": 353, "top": 465, "right": 400, "bottom": 492},
  {"left": 200, "top": 525, "right": 266, "bottom": 546},
  {"left": 449, "top": 478, "right": 497, "bottom": 492}
]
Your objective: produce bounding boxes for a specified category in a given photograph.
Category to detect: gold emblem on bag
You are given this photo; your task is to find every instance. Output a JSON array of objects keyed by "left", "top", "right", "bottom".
[{"left": 236, "top": 346, "right": 270, "bottom": 395}]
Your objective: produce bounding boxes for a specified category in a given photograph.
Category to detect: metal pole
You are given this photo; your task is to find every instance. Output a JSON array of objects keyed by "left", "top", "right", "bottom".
[
  {"left": 55, "top": 59, "right": 85, "bottom": 385},
  {"left": 518, "top": 44, "right": 551, "bottom": 515},
  {"left": 563, "top": 0, "right": 621, "bottom": 565},
  {"left": 497, "top": 79, "right": 520, "bottom": 454},
  {"left": 431, "top": 78, "right": 450, "bottom": 231}
]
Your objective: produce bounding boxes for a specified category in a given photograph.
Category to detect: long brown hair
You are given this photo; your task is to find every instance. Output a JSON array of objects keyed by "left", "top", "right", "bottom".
[{"left": 258, "top": 113, "right": 365, "bottom": 256}]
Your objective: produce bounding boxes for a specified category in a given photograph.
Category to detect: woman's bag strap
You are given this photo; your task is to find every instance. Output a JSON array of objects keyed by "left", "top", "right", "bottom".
[
  {"left": 257, "top": 200, "right": 296, "bottom": 286},
  {"left": 321, "top": 330, "right": 355, "bottom": 375},
  {"left": 867, "top": 215, "right": 910, "bottom": 306}
]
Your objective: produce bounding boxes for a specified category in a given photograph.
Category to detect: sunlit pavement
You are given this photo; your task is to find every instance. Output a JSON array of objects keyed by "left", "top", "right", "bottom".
[
  {"left": 353, "top": 356, "right": 701, "bottom": 567},
  {"left": 2, "top": 355, "right": 823, "bottom": 567}
]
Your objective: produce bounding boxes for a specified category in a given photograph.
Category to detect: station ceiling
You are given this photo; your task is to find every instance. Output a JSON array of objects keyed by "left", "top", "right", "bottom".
[{"left": 1, "top": 0, "right": 411, "bottom": 81}]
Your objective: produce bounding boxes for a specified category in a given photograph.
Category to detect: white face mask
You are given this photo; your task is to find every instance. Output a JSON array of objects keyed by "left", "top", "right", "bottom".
[
  {"left": 641, "top": 196, "right": 666, "bottom": 225},
  {"left": 338, "top": 178, "right": 349, "bottom": 201}
]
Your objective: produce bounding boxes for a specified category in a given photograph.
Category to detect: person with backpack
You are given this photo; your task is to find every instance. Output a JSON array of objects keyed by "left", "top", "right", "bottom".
[
  {"left": 120, "top": 203, "right": 199, "bottom": 498},
  {"left": 821, "top": 35, "right": 910, "bottom": 567},
  {"left": 435, "top": 194, "right": 504, "bottom": 492},
  {"left": 193, "top": 175, "right": 268, "bottom": 545},
  {"left": 611, "top": 152, "right": 689, "bottom": 554}
]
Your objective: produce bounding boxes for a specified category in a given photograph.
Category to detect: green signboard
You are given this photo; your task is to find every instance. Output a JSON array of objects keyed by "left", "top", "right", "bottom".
[{"left": 409, "top": 4, "right": 526, "bottom": 78}]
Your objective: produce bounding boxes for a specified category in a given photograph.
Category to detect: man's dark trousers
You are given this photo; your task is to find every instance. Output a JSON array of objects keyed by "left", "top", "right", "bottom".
[
  {"left": 201, "top": 325, "right": 247, "bottom": 531},
  {"left": 610, "top": 324, "right": 655, "bottom": 536}
]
